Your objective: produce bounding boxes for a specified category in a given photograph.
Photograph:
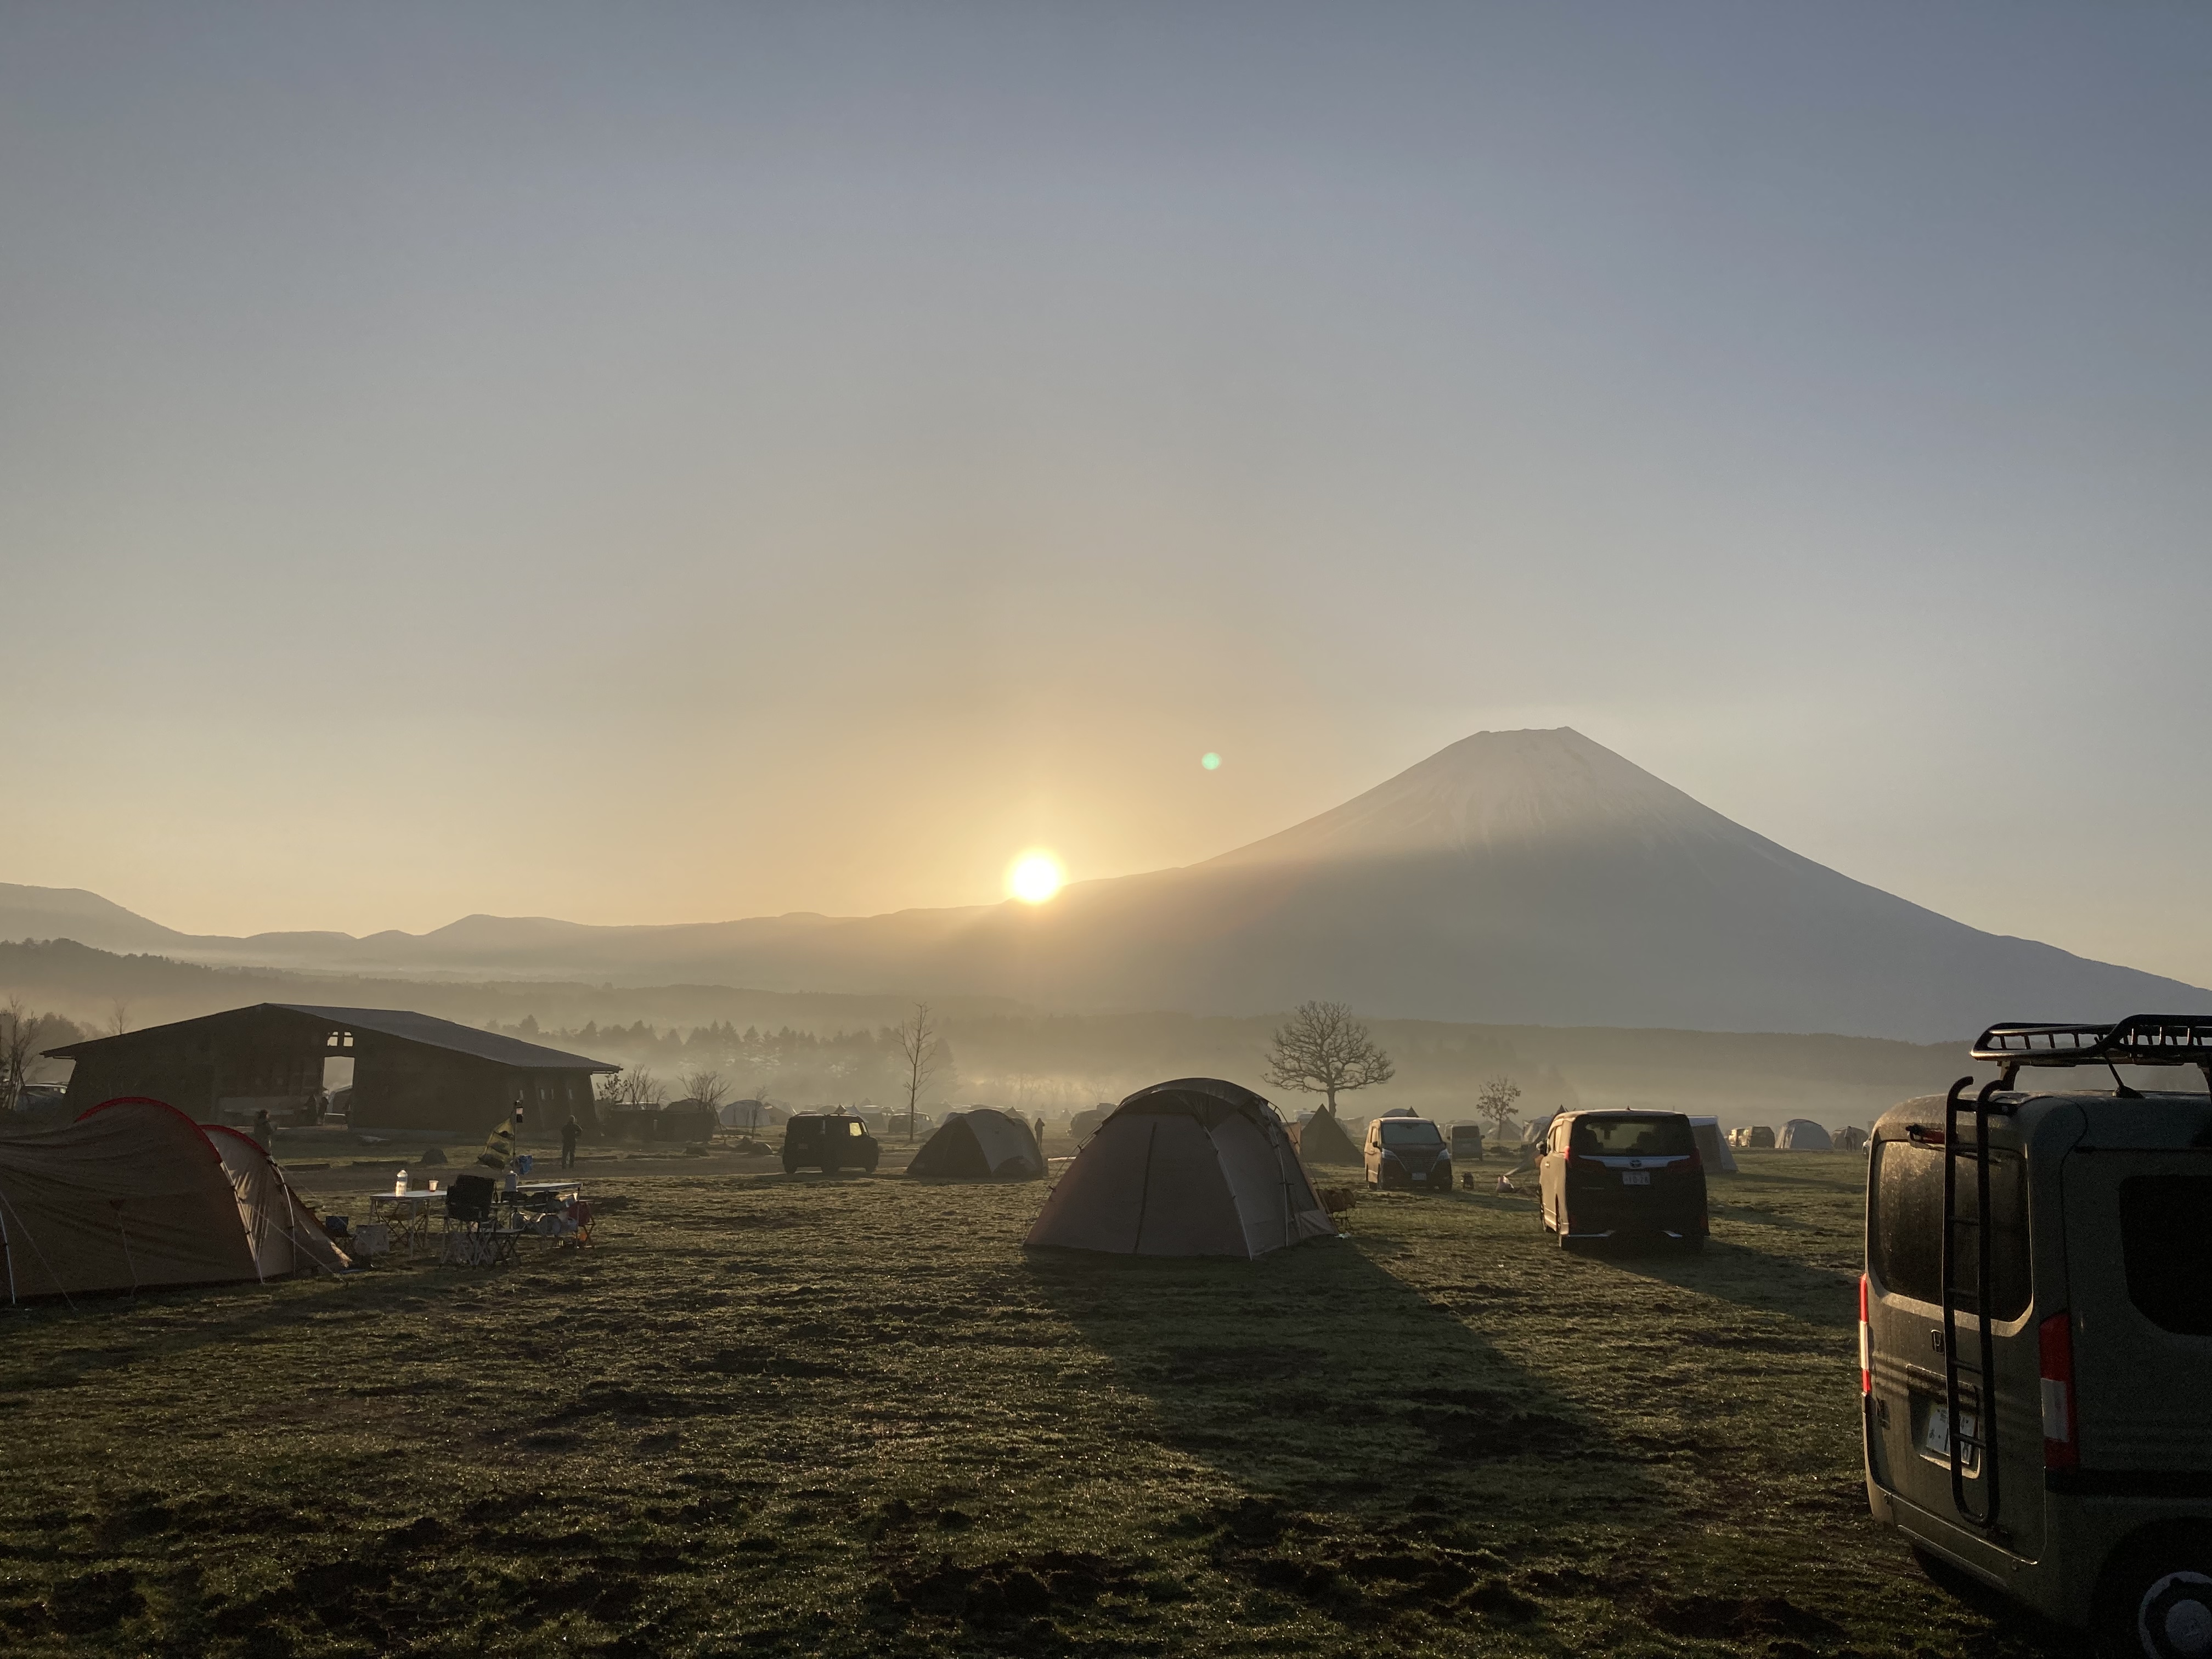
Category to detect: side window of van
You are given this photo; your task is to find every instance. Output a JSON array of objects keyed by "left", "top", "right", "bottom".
[
  {"left": 1868, "top": 1139, "right": 2030, "bottom": 1319},
  {"left": 2119, "top": 1175, "right": 2212, "bottom": 1335}
]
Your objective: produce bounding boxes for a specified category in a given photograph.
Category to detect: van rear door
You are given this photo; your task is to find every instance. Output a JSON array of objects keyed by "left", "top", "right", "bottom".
[{"left": 1866, "top": 1133, "right": 2045, "bottom": 1559}]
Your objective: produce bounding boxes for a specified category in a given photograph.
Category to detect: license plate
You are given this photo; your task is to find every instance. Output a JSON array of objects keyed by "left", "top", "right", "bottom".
[
  {"left": 1923, "top": 1404, "right": 1980, "bottom": 1471},
  {"left": 1621, "top": 1171, "right": 1651, "bottom": 1186}
]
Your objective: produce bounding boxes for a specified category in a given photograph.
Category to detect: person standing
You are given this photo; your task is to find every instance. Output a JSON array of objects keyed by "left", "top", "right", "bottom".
[
  {"left": 251, "top": 1107, "right": 273, "bottom": 1153},
  {"left": 560, "top": 1113, "right": 580, "bottom": 1171}
]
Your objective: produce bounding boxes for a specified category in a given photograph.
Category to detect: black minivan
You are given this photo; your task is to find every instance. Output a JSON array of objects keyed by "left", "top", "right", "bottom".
[{"left": 1537, "top": 1110, "right": 1708, "bottom": 1250}]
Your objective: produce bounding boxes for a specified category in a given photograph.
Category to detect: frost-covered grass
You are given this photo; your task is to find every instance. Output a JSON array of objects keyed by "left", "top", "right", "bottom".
[{"left": 0, "top": 1152, "right": 2074, "bottom": 1656}]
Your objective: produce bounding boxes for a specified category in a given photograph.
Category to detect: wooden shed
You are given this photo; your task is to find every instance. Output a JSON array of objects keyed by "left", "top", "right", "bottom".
[{"left": 43, "top": 1003, "right": 618, "bottom": 1135}]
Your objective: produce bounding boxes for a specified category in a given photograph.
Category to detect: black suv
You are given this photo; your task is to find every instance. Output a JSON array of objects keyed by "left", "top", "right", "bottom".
[
  {"left": 1537, "top": 1110, "right": 1707, "bottom": 1250},
  {"left": 782, "top": 1113, "right": 881, "bottom": 1175}
]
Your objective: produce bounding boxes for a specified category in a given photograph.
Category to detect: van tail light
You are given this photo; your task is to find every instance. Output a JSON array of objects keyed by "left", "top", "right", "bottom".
[
  {"left": 2039, "top": 1311, "right": 2078, "bottom": 1470},
  {"left": 1684, "top": 1149, "right": 1703, "bottom": 1173},
  {"left": 1858, "top": 1274, "right": 1871, "bottom": 1397}
]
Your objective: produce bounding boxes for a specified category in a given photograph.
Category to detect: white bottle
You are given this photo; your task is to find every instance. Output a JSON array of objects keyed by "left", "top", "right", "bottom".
[{"left": 393, "top": 1166, "right": 408, "bottom": 1196}]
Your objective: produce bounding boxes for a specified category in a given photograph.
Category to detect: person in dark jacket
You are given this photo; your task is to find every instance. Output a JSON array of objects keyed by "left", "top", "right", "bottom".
[
  {"left": 560, "top": 1114, "right": 581, "bottom": 1170},
  {"left": 251, "top": 1108, "right": 273, "bottom": 1152}
]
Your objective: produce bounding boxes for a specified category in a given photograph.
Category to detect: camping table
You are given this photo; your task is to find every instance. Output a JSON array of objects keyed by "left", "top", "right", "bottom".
[
  {"left": 363, "top": 1190, "right": 448, "bottom": 1260},
  {"left": 497, "top": 1182, "right": 588, "bottom": 1249}
]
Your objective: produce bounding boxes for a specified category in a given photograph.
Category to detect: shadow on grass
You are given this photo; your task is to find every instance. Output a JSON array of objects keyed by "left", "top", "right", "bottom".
[
  {"left": 1019, "top": 1234, "right": 1658, "bottom": 1633},
  {"left": 1584, "top": 1235, "right": 1860, "bottom": 1329}
]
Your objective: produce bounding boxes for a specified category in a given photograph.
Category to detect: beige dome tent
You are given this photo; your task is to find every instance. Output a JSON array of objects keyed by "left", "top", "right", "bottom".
[
  {"left": 1025, "top": 1079, "right": 1335, "bottom": 1259},
  {"left": 1687, "top": 1116, "right": 1737, "bottom": 1174},
  {"left": 1778, "top": 1118, "right": 1833, "bottom": 1151},
  {"left": 0, "top": 1098, "right": 258, "bottom": 1302},
  {"left": 204, "top": 1124, "right": 349, "bottom": 1279},
  {"left": 907, "top": 1108, "right": 1043, "bottom": 1180},
  {"left": 1293, "top": 1107, "right": 1361, "bottom": 1165}
]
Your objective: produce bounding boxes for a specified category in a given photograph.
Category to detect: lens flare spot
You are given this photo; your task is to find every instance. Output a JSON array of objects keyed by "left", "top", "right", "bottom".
[
  {"left": 1007, "top": 851, "right": 1065, "bottom": 904},
  {"left": 1200, "top": 752, "right": 1222, "bottom": 771}
]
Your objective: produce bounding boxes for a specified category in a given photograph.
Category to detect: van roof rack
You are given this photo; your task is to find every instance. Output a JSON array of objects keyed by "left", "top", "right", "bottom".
[
  {"left": 1971, "top": 1014, "right": 2212, "bottom": 1094},
  {"left": 1971, "top": 1014, "right": 2212, "bottom": 1065}
]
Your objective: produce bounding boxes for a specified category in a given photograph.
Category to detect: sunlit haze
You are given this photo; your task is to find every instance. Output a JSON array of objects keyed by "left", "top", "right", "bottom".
[
  {"left": 1007, "top": 853, "right": 1068, "bottom": 907},
  {"left": 3, "top": 4, "right": 2209, "bottom": 983}
]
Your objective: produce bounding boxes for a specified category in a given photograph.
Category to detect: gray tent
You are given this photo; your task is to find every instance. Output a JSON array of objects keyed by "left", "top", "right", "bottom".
[
  {"left": 1688, "top": 1116, "right": 1737, "bottom": 1174},
  {"left": 1025, "top": 1079, "right": 1335, "bottom": 1259},
  {"left": 907, "top": 1108, "right": 1043, "bottom": 1180},
  {"left": 1294, "top": 1108, "right": 1361, "bottom": 1165},
  {"left": 1779, "top": 1118, "right": 1833, "bottom": 1151}
]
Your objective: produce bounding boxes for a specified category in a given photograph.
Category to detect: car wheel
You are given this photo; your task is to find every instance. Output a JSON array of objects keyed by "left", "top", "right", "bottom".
[
  {"left": 781, "top": 1159, "right": 799, "bottom": 1176},
  {"left": 2100, "top": 1542, "right": 2212, "bottom": 1658}
]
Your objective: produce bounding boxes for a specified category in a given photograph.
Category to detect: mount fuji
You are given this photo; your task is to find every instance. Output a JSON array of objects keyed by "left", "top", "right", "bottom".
[{"left": 3, "top": 729, "right": 2200, "bottom": 1041}]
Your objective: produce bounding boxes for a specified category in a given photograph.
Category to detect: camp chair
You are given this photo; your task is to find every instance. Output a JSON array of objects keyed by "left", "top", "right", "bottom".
[{"left": 441, "top": 1176, "right": 520, "bottom": 1268}]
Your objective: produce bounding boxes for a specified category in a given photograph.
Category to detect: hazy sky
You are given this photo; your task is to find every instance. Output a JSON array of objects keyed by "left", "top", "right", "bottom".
[{"left": 5, "top": 3, "right": 2210, "bottom": 982}]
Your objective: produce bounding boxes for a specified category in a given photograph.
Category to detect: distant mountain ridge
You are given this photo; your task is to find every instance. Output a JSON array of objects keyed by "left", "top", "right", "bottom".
[{"left": 5, "top": 729, "right": 2204, "bottom": 1041}]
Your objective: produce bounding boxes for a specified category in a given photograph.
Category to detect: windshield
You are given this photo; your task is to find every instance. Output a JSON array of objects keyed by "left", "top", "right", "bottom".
[
  {"left": 1570, "top": 1115, "right": 1695, "bottom": 1157},
  {"left": 1379, "top": 1120, "right": 1443, "bottom": 1148}
]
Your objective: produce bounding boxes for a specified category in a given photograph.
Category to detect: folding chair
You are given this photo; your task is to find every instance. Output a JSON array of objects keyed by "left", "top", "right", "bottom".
[{"left": 441, "top": 1176, "right": 515, "bottom": 1267}]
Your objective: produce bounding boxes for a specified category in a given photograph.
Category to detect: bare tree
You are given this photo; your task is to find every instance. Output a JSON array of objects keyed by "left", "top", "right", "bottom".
[
  {"left": 108, "top": 1000, "right": 132, "bottom": 1038},
  {"left": 0, "top": 998, "right": 46, "bottom": 1111},
  {"left": 616, "top": 1067, "right": 667, "bottom": 1107},
  {"left": 896, "top": 1002, "right": 945, "bottom": 1143},
  {"left": 1262, "top": 1001, "right": 1395, "bottom": 1121},
  {"left": 1475, "top": 1076, "right": 1523, "bottom": 1140},
  {"left": 682, "top": 1070, "right": 727, "bottom": 1113}
]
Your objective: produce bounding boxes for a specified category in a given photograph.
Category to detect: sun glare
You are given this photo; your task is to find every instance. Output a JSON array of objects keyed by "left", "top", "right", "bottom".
[{"left": 1007, "top": 851, "right": 1066, "bottom": 905}]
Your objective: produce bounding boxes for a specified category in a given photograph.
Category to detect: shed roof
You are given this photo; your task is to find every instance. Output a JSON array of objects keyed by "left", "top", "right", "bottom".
[{"left": 44, "top": 1002, "right": 618, "bottom": 1073}]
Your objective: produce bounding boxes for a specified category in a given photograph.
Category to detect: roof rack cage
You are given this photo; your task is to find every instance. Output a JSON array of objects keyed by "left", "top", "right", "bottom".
[{"left": 1971, "top": 1014, "right": 2212, "bottom": 1068}]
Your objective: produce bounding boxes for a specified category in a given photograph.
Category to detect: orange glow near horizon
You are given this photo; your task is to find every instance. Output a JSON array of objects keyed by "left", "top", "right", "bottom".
[{"left": 1006, "top": 851, "right": 1066, "bottom": 905}]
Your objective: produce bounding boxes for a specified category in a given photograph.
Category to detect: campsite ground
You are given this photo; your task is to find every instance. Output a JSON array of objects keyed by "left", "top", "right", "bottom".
[{"left": 0, "top": 1149, "right": 2077, "bottom": 1658}]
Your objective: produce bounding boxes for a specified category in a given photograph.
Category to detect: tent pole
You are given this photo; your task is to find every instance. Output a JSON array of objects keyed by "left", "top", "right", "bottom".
[
  {"left": 0, "top": 1187, "right": 74, "bottom": 1311},
  {"left": 1130, "top": 1123, "right": 1158, "bottom": 1253}
]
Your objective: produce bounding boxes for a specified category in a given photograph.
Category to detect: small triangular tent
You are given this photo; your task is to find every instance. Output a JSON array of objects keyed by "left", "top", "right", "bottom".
[
  {"left": 1779, "top": 1119, "right": 1833, "bottom": 1151},
  {"left": 1688, "top": 1117, "right": 1737, "bottom": 1174},
  {"left": 204, "top": 1125, "right": 351, "bottom": 1279},
  {"left": 907, "top": 1109, "right": 1043, "bottom": 1180},
  {"left": 1024, "top": 1079, "right": 1335, "bottom": 1259},
  {"left": 0, "top": 1098, "right": 257, "bottom": 1301},
  {"left": 1294, "top": 1108, "right": 1361, "bottom": 1165}
]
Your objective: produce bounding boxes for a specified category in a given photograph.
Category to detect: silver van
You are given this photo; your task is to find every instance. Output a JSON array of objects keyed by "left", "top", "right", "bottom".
[
  {"left": 1363, "top": 1114, "right": 1453, "bottom": 1192},
  {"left": 1861, "top": 1015, "right": 2212, "bottom": 1655}
]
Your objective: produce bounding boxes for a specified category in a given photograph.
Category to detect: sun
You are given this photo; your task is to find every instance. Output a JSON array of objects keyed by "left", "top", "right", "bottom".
[{"left": 1006, "top": 851, "right": 1066, "bottom": 905}]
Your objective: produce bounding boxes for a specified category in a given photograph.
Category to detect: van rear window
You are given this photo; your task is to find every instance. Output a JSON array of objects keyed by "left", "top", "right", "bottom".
[
  {"left": 2119, "top": 1176, "right": 2212, "bottom": 1336},
  {"left": 1867, "top": 1139, "right": 2028, "bottom": 1319},
  {"left": 1571, "top": 1116, "right": 1694, "bottom": 1157}
]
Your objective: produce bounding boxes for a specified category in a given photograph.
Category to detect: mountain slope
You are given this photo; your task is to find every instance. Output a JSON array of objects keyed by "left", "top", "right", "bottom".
[{"left": 4, "top": 730, "right": 2202, "bottom": 1040}]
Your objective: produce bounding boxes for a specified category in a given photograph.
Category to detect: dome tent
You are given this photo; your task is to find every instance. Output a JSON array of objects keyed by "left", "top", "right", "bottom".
[
  {"left": 1778, "top": 1119, "right": 1833, "bottom": 1152},
  {"left": 1025, "top": 1079, "right": 1335, "bottom": 1259},
  {"left": 0, "top": 1098, "right": 258, "bottom": 1301},
  {"left": 907, "top": 1108, "right": 1043, "bottom": 1180},
  {"left": 1293, "top": 1107, "right": 1360, "bottom": 1165}
]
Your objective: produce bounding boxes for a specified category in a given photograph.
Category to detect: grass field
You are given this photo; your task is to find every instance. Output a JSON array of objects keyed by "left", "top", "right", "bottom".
[{"left": 0, "top": 1148, "right": 2080, "bottom": 1657}]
